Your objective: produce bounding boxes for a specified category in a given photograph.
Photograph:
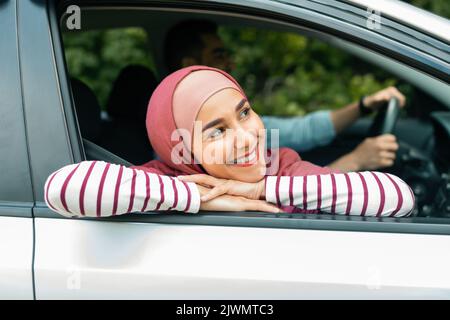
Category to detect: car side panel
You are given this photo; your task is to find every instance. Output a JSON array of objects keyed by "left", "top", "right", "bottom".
[
  {"left": 34, "top": 218, "right": 450, "bottom": 299},
  {"left": 0, "top": 217, "right": 34, "bottom": 299}
]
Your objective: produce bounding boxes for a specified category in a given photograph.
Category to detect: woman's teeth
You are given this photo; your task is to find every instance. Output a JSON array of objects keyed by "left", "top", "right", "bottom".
[{"left": 233, "top": 149, "right": 257, "bottom": 164}]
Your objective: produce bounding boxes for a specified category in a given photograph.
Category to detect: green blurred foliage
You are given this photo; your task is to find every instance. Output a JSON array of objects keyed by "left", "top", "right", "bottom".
[
  {"left": 406, "top": 0, "right": 450, "bottom": 18},
  {"left": 63, "top": 28, "right": 155, "bottom": 108},
  {"left": 220, "top": 28, "right": 398, "bottom": 116},
  {"left": 62, "top": 0, "right": 448, "bottom": 114}
]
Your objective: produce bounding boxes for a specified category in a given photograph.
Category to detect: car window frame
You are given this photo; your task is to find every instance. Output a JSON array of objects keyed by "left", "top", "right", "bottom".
[
  {"left": 0, "top": 0, "right": 34, "bottom": 218},
  {"left": 43, "top": 0, "right": 450, "bottom": 235},
  {"left": 15, "top": 0, "right": 88, "bottom": 213}
]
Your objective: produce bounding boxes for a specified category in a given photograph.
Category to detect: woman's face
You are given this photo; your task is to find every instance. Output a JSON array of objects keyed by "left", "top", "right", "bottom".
[{"left": 192, "top": 88, "right": 267, "bottom": 182}]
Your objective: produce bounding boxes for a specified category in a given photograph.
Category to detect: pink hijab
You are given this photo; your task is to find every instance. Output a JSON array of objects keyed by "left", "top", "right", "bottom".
[{"left": 131, "top": 65, "right": 337, "bottom": 184}]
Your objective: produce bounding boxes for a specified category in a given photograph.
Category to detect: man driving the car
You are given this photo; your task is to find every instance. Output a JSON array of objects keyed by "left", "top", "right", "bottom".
[{"left": 163, "top": 19, "right": 406, "bottom": 172}]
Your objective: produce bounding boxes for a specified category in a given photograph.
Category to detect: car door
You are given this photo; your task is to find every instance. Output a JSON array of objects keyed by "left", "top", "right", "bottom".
[
  {"left": 0, "top": 0, "right": 35, "bottom": 299},
  {"left": 30, "top": 0, "right": 450, "bottom": 299}
]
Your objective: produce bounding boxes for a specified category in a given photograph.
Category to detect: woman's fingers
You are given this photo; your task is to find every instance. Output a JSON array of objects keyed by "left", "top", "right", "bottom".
[
  {"left": 181, "top": 175, "right": 263, "bottom": 200},
  {"left": 244, "top": 199, "right": 281, "bottom": 213},
  {"left": 199, "top": 192, "right": 281, "bottom": 213},
  {"left": 178, "top": 174, "right": 220, "bottom": 187},
  {"left": 201, "top": 184, "right": 229, "bottom": 202},
  {"left": 195, "top": 184, "right": 213, "bottom": 199},
  {"left": 258, "top": 202, "right": 282, "bottom": 213}
]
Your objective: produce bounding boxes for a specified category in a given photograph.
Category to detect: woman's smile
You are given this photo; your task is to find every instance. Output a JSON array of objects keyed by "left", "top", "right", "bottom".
[{"left": 227, "top": 142, "right": 259, "bottom": 167}]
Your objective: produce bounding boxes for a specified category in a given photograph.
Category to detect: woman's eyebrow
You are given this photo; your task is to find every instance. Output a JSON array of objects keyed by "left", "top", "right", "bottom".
[
  {"left": 202, "top": 118, "right": 224, "bottom": 132},
  {"left": 202, "top": 98, "right": 247, "bottom": 132},
  {"left": 235, "top": 98, "right": 247, "bottom": 111}
]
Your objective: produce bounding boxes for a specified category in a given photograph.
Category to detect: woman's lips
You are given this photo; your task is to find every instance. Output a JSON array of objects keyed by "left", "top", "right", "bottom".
[{"left": 227, "top": 143, "right": 259, "bottom": 167}]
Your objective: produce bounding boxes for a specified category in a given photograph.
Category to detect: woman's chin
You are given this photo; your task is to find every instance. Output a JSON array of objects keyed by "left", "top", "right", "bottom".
[
  {"left": 237, "top": 174, "right": 265, "bottom": 183},
  {"left": 226, "top": 163, "right": 266, "bottom": 182},
  {"left": 203, "top": 157, "right": 267, "bottom": 182}
]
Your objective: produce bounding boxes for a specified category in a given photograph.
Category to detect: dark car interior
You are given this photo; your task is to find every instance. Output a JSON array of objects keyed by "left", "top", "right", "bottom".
[
  {"left": 301, "top": 100, "right": 449, "bottom": 218},
  {"left": 63, "top": 8, "right": 450, "bottom": 220}
]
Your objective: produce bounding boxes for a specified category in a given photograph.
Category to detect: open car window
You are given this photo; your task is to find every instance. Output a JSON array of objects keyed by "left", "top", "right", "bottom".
[{"left": 53, "top": 3, "right": 450, "bottom": 232}]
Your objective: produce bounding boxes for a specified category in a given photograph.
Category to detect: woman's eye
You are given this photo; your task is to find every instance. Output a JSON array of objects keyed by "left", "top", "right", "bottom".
[
  {"left": 240, "top": 107, "right": 250, "bottom": 119},
  {"left": 209, "top": 128, "right": 224, "bottom": 139}
]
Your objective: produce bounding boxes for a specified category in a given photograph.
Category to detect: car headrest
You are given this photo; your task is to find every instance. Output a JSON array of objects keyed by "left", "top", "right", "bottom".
[{"left": 106, "top": 64, "right": 158, "bottom": 123}]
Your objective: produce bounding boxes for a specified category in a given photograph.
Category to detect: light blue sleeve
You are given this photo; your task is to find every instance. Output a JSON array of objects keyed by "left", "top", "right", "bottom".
[{"left": 262, "top": 110, "right": 336, "bottom": 152}]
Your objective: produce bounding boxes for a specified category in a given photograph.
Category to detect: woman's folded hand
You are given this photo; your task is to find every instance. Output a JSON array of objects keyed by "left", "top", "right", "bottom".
[
  {"left": 179, "top": 174, "right": 266, "bottom": 202},
  {"left": 179, "top": 174, "right": 280, "bottom": 213},
  {"left": 193, "top": 180, "right": 279, "bottom": 213}
]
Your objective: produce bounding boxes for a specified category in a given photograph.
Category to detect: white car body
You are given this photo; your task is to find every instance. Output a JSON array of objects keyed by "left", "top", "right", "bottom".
[
  {"left": 1, "top": 0, "right": 449, "bottom": 300},
  {"left": 34, "top": 218, "right": 450, "bottom": 299}
]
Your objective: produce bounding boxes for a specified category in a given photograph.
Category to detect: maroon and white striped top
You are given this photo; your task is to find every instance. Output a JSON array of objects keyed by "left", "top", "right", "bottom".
[
  {"left": 265, "top": 172, "right": 415, "bottom": 217},
  {"left": 44, "top": 161, "right": 200, "bottom": 218},
  {"left": 44, "top": 160, "right": 415, "bottom": 218}
]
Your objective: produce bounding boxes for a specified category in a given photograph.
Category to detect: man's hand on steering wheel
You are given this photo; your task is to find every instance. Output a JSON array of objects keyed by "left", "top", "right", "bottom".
[
  {"left": 354, "top": 86, "right": 406, "bottom": 171},
  {"left": 349, "top": 134, "right": 399, "bottom": 170},
  {"left": 362, "top": 86, "right": 406, "bottom": 111},
  {"left": 329, "top": 86, "right": 406, "bottom": 172}
]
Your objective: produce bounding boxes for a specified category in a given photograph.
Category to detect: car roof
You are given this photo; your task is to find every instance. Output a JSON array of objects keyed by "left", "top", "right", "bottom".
[{"left": 347, "top": 0, "right": 450, "bottom": 42}]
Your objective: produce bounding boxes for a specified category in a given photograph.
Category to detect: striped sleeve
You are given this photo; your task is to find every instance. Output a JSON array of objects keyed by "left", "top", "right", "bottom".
[
  {"left": 44, "top": 161, "right": 200, "bottom": 218},
  {"left": 265, "top": 171, "right": 415, "bottom": 217}
]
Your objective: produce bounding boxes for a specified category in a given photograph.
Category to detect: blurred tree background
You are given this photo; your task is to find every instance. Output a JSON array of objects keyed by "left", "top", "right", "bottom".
[
  {"left": 63, "top": 27, "right": 155, "bottom": 109},
  {"left": 63, "top": 0, "right": 449, "bottom": 116}
]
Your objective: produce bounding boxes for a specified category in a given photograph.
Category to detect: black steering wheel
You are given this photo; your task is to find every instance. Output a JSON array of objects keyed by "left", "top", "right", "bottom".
[
  {"left": 367, "top": 96, "right": 405, "bottom": 176},
  {"left": 368, "top": 97, "right": 401, "bottom": 137}
]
